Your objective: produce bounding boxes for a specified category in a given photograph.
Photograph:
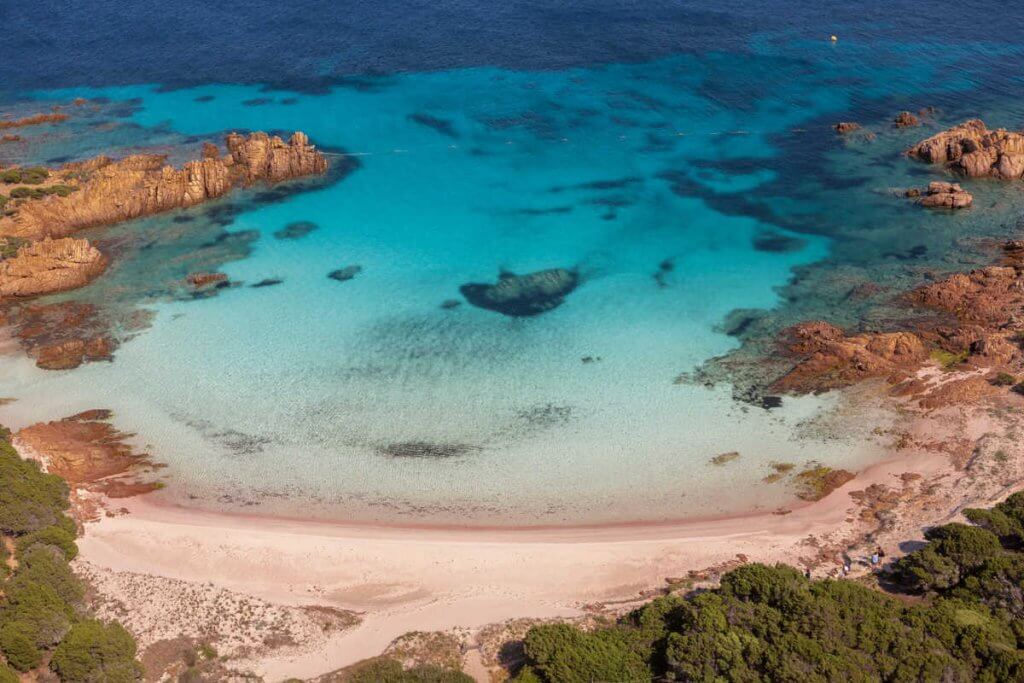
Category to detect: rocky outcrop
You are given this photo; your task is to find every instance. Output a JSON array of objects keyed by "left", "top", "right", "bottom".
[
  {"left": 0, "top": 237, "right": 107, "bottom": 298},
  {"left": 16, "top": 410, "right": 159, "bottom": 498},
  {"left": 894, "top": 111, "right": 920, "bottom": 128},
  {"left": 460, "top": 268, "right": 579, "bottom": 317},
  {"left": 0, "top": 131, "right": 329, "bottom": 240},
  {"left": 908, "top": 181, "right": 973, "bottom": 209},
  {"left": 908, "top": 119, "right": 1024, "bottom": 179},
  {"left": 909, "top": 265, "right": 1024, "bottom": 326},
  {"left": 834, "top": 122, "right": 860, "bottom": 134},
  {"left": 771, "top": 321, "right": 928, "bottom": 394}
]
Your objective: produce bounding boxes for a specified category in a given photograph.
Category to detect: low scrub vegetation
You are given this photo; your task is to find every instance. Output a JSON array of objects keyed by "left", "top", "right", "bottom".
[
  {"left": 0, "top": 427, "right": 142, "bottom": 680},
  {"left": 514, "top": 492, "right": 1024, "bottom": 682}
]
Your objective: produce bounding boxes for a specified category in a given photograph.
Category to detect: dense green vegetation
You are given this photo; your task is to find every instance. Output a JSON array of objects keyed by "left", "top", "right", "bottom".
[
  {"left": 0, "top": 427, "right": 142, "bottom": 680},
  {"left": 343, "top": 657, "right": 474, "bottom": 682},
  {"left": 0, "top": 167, "right": 48, "bottom": 185},
  {"left": 514, "top": 492, "right": 1024, "bottom": 682},
  {"left": 8, "top": 184, "right": 76, "bottom": 200}
]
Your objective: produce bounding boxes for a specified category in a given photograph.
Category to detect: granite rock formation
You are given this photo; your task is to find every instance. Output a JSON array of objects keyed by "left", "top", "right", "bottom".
[
  {"left": 908, "top": 120, "right": 1024, "bottom": 179},
  {"left": 0, "top": 237, "right": 107, "bottom": 298},
  {"left": 771, "top": 321, "right": 928, "bottom": 394},
  {"left": 910, "top": 181, "right": 973, "bottom": 209},
  {"left": 0, "top": 131, "right": 329, "bottom": 240}
]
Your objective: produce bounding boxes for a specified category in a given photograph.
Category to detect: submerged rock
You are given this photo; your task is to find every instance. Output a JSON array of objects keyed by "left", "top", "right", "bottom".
[
  {"left": 460, "top": 267, "right": 579, "bottom": 317},
  {"left": 908, "top": 119, "right": 1024, "bottom": 179},
  {"left": 440, "top": 299, "right": 461, "bottom": 310},
  {"left": 328, "top": 265, "right": 362, "bottom": 282},
  {"left": 379, "top": 441, "right": 477, "bottom": 458},
  {"left": 833, "top": 122, "right": 860, "bottom": 134},
  {"left": 893, "top": 111, "right": 920, "bottom": 128},
  {"left": 251, "top": 278, "right": 283, "bottom": 288},
  {"left": 186, "top": 272, "right": 229, "bottom": 289},
  {"left": 274, "top": 220, "right": 318, "bottom": 240}
]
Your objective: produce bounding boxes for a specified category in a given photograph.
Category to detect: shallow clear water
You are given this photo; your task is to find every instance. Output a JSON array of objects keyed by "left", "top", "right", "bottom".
[{"left": 2, "top": 8, "right": 1024, "bottom": 524}]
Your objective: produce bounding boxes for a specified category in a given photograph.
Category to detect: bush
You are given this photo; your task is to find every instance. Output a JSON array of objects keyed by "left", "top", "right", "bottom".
[
  {"left": 342, "top": 658, "right": 474, "bottom": 683},
  {"left": 1, "top": 580, "right": 74, "bottom": 647},
  {"left": 0, "top": 622, "right": 42, "bottom": 671},
  {"left": 522, "top": 623, "right": 651, "bottom": 683},
  {"left": 17, "top": 524, "right": 79, "bottom": 560},
  {"left": 50, "top": 620, "right": 142, "bottom": 683},
  {"left": 992, "top": 372, "right": 1017, "bottom": 386},
  {"left": 0, "top": 436, "right": 70, "bottom": 535},
  {"left": 12, "top": 544, "right": 84, "bottom": 606},
  {"left": 0, "top": 664, "right": 19, "bottom": 683}
]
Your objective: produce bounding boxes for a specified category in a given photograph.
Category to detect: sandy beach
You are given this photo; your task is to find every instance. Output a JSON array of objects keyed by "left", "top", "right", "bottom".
[{"left": 65, "top": 384, "right": 1024, "bottom": 680}]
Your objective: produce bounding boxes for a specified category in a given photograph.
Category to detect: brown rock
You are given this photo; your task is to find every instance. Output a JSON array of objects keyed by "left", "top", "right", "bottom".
[
  {"left": 908, "top": 119, "right": 1024, "bottom": 179},
  {"left": 915, "top": 181, "right": 973, "bottom": 209},
  {"left": 0, "top": 237, "right": 107, "bottom": 298},
  {"left": 834, "top": 122, "right": 861, "bottom": 134},
  {"left": 16, "top": 411, "right": 159, "bottom": 497},
  {"left": 771, "top": 321, "right": 928, "bottom": 394},
  {"left": 0, "top": 112, "right": 69, "bottom": 129},
  {"left": 894, "top": 111, "right": 920, "bottom": 128},
  {"left": 186, "top": 272, "right": 228, "bottom": 288},
  {"left": 34, "top": 336, "right": 113, "bottom": 370},
  {"left": 910, "top": 265, "right": 1024, "bottom": 326},
  {"left": 0, "top": 131, "right": 329, "bottom": 240}
]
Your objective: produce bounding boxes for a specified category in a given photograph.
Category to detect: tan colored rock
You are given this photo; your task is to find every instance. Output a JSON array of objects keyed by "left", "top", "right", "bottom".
[
  {"left": 0, "top": 131, "right": 328, "bottom": 240},
  {"left": 908, "top": 119, "right": 1024, "bottom": 179},
  {"left": 915, "top": 181, "right": 973, "bottom": 209},
  {"left": 834, "top": 122, "right": 860, "bottom": 134},
  {"left": 0, "top": 237, "right": 107, "bottom": 298}
]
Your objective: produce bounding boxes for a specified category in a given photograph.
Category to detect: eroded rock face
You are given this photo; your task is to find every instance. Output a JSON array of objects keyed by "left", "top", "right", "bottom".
[
  {"left": 0, "top": 131, "right": 329, "bottom": 240},
  {"left": 913, "top": 181, "right": 973, "bottom": 209},
  {"left": 908, "top": 119, "right": 1024, "bottom": 179},
  {"left": 460, "top": 268, "right": 579, "bottom": 317},
  {"left": 771, "top": 321, "right": 928, "bottom": 394},
  {"left": 0, "top": 237, "right": 107, "bottom": 298}
]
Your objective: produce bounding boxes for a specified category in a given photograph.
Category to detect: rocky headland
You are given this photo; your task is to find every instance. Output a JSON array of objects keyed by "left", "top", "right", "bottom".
[
  {"left": 0, "top": 131, "right": 328, "bottom": 241},
  {"left": 0, "top": 130, "right": 329, "bottom": 369}
]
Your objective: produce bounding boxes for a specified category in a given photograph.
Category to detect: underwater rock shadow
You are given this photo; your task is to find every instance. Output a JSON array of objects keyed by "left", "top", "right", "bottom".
[{"left": 459, "top": 267, "right": 579, "bottom": 317}]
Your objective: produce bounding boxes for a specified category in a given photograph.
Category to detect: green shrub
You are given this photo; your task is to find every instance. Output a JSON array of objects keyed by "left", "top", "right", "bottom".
[
  {"left": 17, "top": 524, "right": 79, "bottom": 560},
  {"left": 1, "top": 580, "right": 74, "bottom": 647},
  {"left": 0, "top": 664, "right": 18, "bottom": 683},
  {"left": 18, "top": 167, "right": 48, "bottom": 185},
  {"left": 50, "top": 620, "right": 142, "bottom": 683},
  {"left": 0, "top": 169, "right": 22, "bottom": 184},
  {"left": 12, "top": 544, "right": 84, "bottom": 606},
  {"left": 0, "top": 436, "right": 70, "bottom": 535},
  {"left": 993, "top": 372, "right": 1017, "bottom": 387},
  {"left": 522, "top": 623, "right": 651, "bottom": 683},
  {"left": 0, "top": 622, "right": 42, "bottom": 671},
  {"left": 336, "top": 658, "right": 473, "bottom": 683}
]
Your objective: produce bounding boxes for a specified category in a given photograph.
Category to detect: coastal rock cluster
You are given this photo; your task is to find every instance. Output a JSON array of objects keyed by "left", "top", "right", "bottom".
[
  {"left": 0, "top": 130, "right": 328, "bottom": 369},
  {"left": 0, "top": 237, "right": 107, "bottom": 297},
  {"left": 0, "top": 131, "right": 328, "bottom": 240},
  {"left": 908, "top": 119, "right": 1024, "bottom": 179},
  {"left": 771, "top": 321, "right": 928, "bottom": 394},
  {"left": 906, "top": 181, "right": 973, "bottom": 209}
]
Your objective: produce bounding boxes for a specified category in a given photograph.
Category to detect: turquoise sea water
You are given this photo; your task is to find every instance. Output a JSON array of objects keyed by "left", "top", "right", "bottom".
[{"left": 1, "top": 35, "right": 1023, "bottom": 524}]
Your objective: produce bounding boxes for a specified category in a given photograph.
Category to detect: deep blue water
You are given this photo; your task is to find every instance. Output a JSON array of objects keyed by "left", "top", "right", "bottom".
[{"left": 2, "top": 2, "right": 1024, "bottom": 525}]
